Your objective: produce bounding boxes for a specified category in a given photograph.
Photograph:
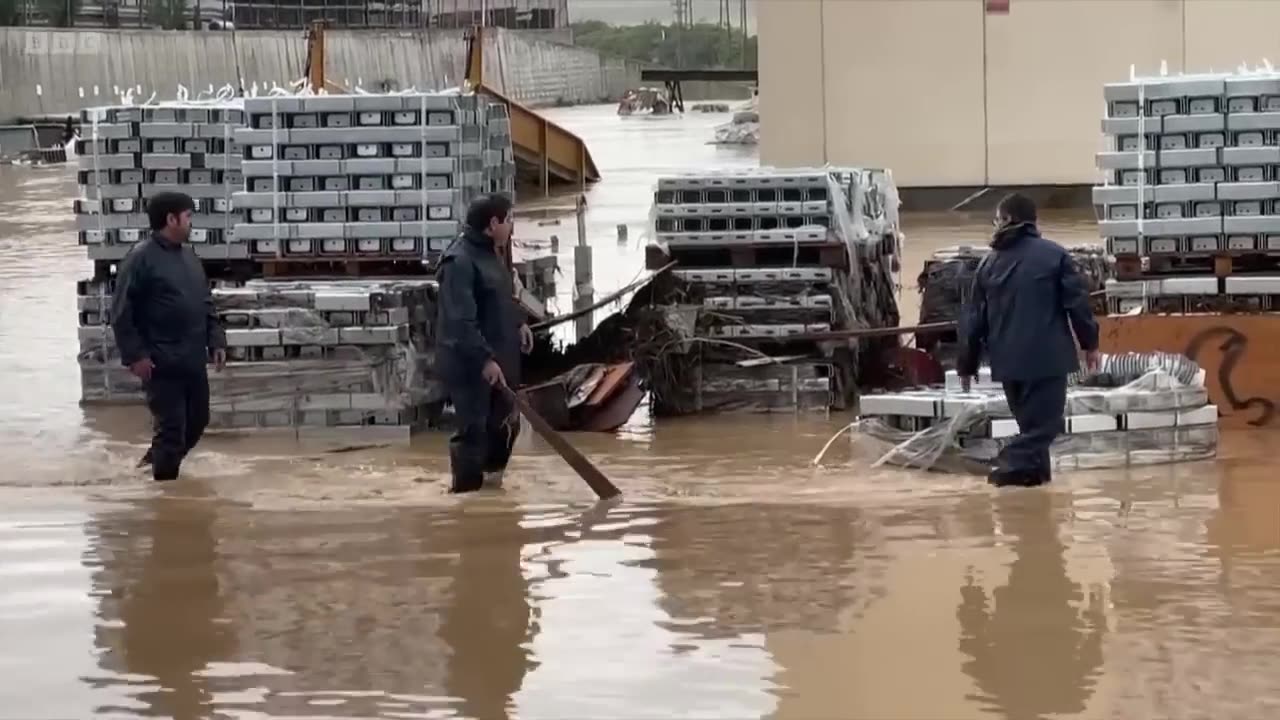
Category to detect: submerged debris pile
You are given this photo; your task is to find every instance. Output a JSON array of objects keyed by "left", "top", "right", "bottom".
[
  {"left": 915, "top": 244, "right": 1112, "bottom": 366},
  {"left": 844, "top": 352, "right": 1215, "bottom": 472},
  {"left": 637, "top": 167, "right": 903, "bottom": 415},
  {"left": 711, "top": 95, "right": 759, "bottom": 145}
]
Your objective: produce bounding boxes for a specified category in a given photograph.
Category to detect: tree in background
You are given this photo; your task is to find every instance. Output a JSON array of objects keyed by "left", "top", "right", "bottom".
[
  {"left": 145, "top": 0, "right": 186, "bottom": 28},
  {"left": 571, "top": 20, "right": 757, "bottom": 69},
  {"left": 0, "top": 0, "right": 82, "bottom": 26}
]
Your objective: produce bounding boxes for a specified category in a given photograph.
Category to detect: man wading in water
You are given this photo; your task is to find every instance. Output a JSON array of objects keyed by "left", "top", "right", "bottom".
[
  {"left": 957, "top": 193, "right": 1100, "bottom": 488},
  {"left": 112, "top": 192, "right": 227, "bottom": 481},
  {"left": 437, "top": 194, "right": 535, "bottom": 493}
]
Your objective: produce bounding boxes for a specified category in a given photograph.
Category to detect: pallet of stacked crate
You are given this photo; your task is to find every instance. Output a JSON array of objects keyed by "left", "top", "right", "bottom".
[
  {"left": 643, "top": 167, "right": 902, "bottom": 413},
  {"left": 857, "top": 354, "right": 1217, "bottom": 470},
  {"left": 232, "top": 92, "right": 514, "bottom": 277},
  {"left": 1096, "top": 71, "right": 1280, "bottom": 311},
  {"left": 75, "top": 101, "right": 248, "bottom": 271},
  {"left": 206, "top": 279, "right": 442, "bottom": 434}
]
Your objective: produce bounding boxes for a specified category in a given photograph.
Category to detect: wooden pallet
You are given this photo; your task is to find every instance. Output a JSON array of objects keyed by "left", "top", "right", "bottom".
[
  {"left": 645, "top": 240, "right": 849, "bottom": 271},
  {"left": 1115, "top": 252, "right": 1280, "bottom": 280}
]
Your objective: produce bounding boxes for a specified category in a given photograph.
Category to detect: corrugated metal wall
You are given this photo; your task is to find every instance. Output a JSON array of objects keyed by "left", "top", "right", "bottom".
[{"left": 0, "top": 27, "right": 641, "bottom": 120}]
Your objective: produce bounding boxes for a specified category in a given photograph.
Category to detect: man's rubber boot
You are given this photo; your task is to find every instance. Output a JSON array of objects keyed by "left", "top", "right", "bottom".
[
  {"left": 1029, "top": 466, "right": 1053, "bottom": 487},
  {"left": 988, "top": 467, "right": 1039, "bottom": 488},
  {"left": 448, "top": 445, "right": 484, "bottom": 494},
  {"left": 137, "top": 448, "right": 152, "bottom": 468}
]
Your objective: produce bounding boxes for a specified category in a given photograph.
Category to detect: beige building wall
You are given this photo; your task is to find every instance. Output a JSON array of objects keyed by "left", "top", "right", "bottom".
[{"left": 760, "top": 0, "right": 1280, "bottom": 188}]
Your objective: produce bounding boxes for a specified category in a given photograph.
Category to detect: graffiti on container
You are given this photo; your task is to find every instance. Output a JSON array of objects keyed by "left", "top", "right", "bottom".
[{"left": 1183, "top": 326, "right": 1277, "bottom": 427}]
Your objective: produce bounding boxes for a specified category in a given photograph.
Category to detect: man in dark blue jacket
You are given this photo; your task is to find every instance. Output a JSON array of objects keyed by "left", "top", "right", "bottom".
[
  {"left": 437, "top": 194, "right": 534, "bottom": 493},
  {"left": 958, "top": 193, "right": 1100, "bottom": 487},
  {"left": 112, "top": 192, "right": 227, "bottom": 481}
]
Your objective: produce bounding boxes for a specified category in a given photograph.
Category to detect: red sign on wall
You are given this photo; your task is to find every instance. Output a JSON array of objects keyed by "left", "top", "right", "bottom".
[{"left": 986, "top": 0, "right": 1009, "bottom": 14}]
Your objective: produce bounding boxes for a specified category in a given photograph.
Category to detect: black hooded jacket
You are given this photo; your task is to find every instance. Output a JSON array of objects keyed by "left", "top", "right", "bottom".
[
  {"left": 958, "top": 223, "right": 1099, "bottom": 382},
  {"left": 435, "top": 228, "right": 523, "bottom": 387}
]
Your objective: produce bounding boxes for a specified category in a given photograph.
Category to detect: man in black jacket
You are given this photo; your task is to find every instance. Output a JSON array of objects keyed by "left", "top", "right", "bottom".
[
  {"left": 437, "top": 194, "right": 535, "bottom": 493},
  {"left": 112, "top": 192, "right": 227, "bottom": 481},
  {"left": 958, "top": 193, "right": 1100, "bottom": 488}
]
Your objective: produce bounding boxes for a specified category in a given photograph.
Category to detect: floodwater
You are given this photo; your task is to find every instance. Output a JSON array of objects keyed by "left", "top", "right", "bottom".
[{"left": 2, "top": 104, "right": 1280, "bottom": 719}]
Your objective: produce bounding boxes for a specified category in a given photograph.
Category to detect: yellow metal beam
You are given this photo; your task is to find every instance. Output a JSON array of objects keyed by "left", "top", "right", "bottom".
[
  {"left": 305, "top": 20, "right": 327, "bottom": 94},
  {"left": 463, "top": 24, "right": 600, "bottom": 191}
]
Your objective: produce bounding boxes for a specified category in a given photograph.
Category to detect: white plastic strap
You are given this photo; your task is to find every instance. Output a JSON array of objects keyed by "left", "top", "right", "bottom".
[
  {"left": 1137, "top": 77, "right": 1147, "bottom": 240},
  {"left": 91, "top": 112, "right": 105, "bottom": 245},
  {"left": 222, "top": 116, "right": 231, "bottom": 247},
  {"left": 420, "top": 94, "right": 429, "bottom": 257},
  {"left": 1137, "top": 77, "right": 1147, "bottom": 312},
  {"left": 271, "top": 95, "right": 282, "bottom": 258},
  {"left": 98, "top": 280, "right": 110, "bottom": 397}
]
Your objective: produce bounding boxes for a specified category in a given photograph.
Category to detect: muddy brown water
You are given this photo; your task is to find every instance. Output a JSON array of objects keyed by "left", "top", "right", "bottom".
[{"left": 3, "top": 105, "right": 1279, "bottom": 719}]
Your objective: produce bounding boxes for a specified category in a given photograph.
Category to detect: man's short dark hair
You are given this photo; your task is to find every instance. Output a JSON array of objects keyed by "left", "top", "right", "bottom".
[
  {"left": 147, "top": 192, "right": 196, "bottom": 231},
  {"left": 465, "top": 193, "right": 514, "bottom": 233},
  {"left": 996, "top": 193, "right": 1037, "bottom": 225}
]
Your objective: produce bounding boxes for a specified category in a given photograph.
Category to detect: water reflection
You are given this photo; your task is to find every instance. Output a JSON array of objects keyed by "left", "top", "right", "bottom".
[
  {"left": 515, "top": 502, "right": 780, "bottom": 719},
  {"left": 119, "top": 487, "right": 236, "bottom": 718},
  {"left": 648, "top": 504, "right": 875, "bottom": 636},
  {"left": 86, "top": 486, "right": 236, "bottom": 718},
  {"left": 957, "top": 492, "right": 1105, "bottom": 720},
  {"left": 440, "top": 504, "right": 533, "bottom": 720}
]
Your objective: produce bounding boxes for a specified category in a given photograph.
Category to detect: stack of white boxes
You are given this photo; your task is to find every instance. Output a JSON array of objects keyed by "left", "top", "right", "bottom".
[
  {"left": 232, "top": 92, "right": 514, "bottom": 267},
  {"left": 208, "top": 280, "right": 442, "bottom": 433},
  {"left": 75, "top": 102, "right": 247, "bottom": 404},
  {"left": 1096, "top": 71, "right": 1280, "bottom": 313},
  {"left": 857, "top": 364, "right": 1219, "bottom": 469}
]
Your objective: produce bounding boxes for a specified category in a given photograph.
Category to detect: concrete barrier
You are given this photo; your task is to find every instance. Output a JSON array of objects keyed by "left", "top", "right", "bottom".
[{"left": 0, "top": 27, "right": 642, "bottom": 121}]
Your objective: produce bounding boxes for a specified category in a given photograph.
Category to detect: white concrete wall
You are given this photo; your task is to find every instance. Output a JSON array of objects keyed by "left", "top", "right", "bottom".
[
  {"left": 0, "top": 27, "right": 641, "bottom": 120},
  {"left": 760, "top": 0, "right": 1280, "bottom": 187}
]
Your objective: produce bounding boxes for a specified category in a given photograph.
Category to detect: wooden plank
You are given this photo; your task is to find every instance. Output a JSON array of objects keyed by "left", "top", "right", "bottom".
[{"left": 508, "top": 387, "right": 621, "bottom": 500}]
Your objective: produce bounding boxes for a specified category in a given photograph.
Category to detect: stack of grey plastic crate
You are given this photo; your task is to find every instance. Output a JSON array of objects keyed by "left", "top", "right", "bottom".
[
  {"left": 76, "top": 102, "right": 247, "bottom": 404},
  {"left": 855, "top": 353, "right": 1218, "bottom": 470},
  {"left": 655, "top": 167, "right": 901, "bottom": 412},
  {"left": 75, "top": 102, "right": 247, "bottom": 261},
  {"left": 1096, "top": 71, "right": 1280, "bottom": 314},
  {"left": 232, "top": 92, "right": 514, "bottom": 265},
  {"left": 207, "top": 279, "right": 441, "bottom": 433}
]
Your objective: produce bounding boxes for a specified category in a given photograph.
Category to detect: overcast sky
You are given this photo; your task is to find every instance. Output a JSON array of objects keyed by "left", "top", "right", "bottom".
[{"left": 568, "top": 0, "right": 757, "bottom": 32}]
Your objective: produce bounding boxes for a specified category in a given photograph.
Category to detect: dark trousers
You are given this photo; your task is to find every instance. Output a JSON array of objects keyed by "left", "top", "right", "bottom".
[
  {"left": 998, "top": 376, "right": 1068, "bottom": 475},
  {"left": 145, "top": 367, "right": 210, "bottom": 481},
  {"left": 448, "top": 382, "right": 519, "bottom": 493}
]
